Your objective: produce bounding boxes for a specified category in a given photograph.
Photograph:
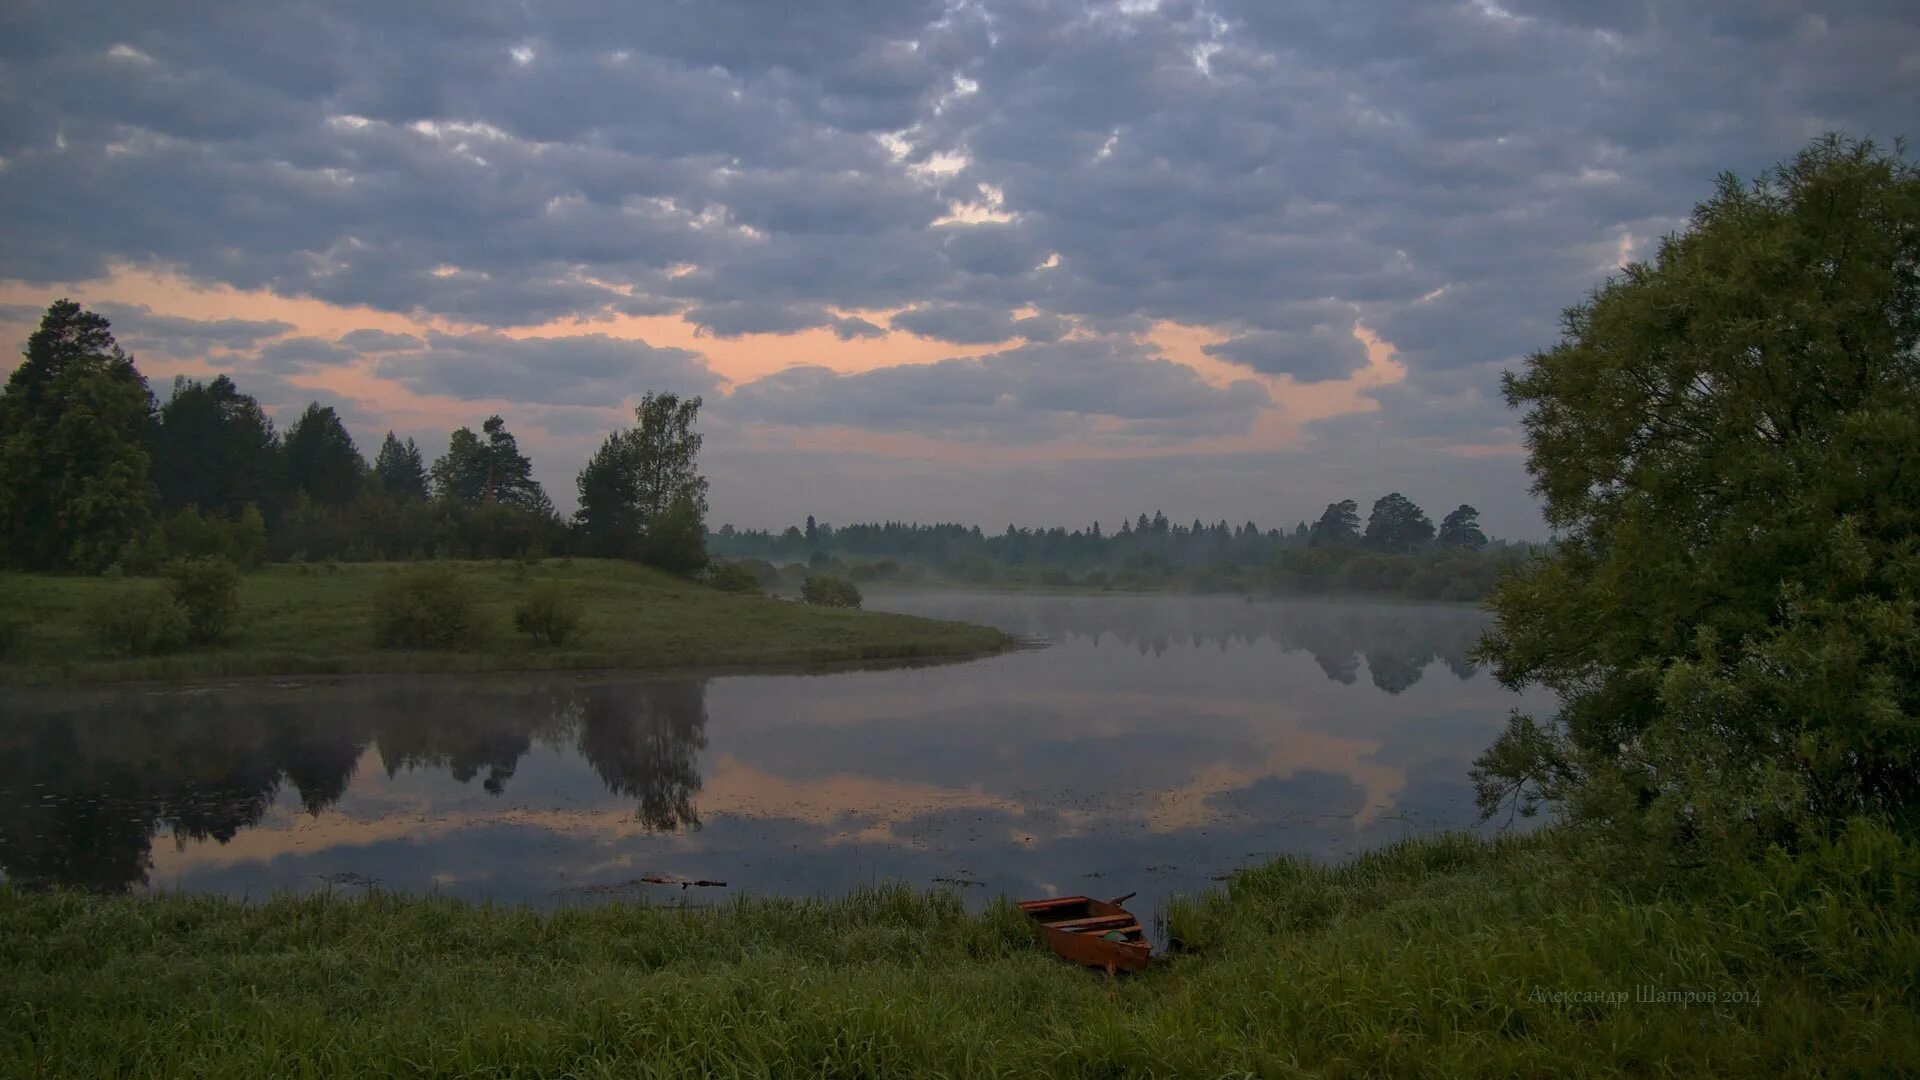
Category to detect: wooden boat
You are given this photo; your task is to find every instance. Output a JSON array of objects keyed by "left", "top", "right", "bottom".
[{"left": 1018, "top": 892, "right": 1151, "bottom": 973}]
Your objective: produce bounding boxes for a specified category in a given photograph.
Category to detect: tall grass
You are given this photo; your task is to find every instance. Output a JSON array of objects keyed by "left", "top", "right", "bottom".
[{"left": 3, "top": 825, "right": 1913, "bottom": 1076}]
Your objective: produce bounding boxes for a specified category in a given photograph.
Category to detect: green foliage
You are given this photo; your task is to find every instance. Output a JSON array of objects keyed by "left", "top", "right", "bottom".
[
  {"left": 1476, "top": 136, "right": 1920, "bottom": 864},
  {"left": 372, "top": 432, "right": 429, "bottom": 501},
  {"left": 706, "top": 561, "right": 764, "bottom": 595},
  {"left": 164, "top": 556, "right": 241, "bottom": 644},
  {"left": 1308, "top": 499, "right": 1360, "bottom": 547},
  {"left": 1363, "top": 492, "right": 1435, "bottom": 553},
  {"left": 86, "top": 585, "right": 188, "bottom": 656},
  {"left": 512, "top": 583, "right": 584, "bottom": 646},
  {"left": 430, "top": 416, "right": 546, "bottom": 510},
  {"left": 575, "top": 393, "right": 709, "bottom": 563},
  {"left": 282, "top": 403, "right": 364, "bottom": 506},
  {"left": 801, "top": 574, "right": 863, "bottom": 608},
  {"left": 373, "top": 564, "right": 481, "bottom": 650},
  {"left": 0, "top": 301, "right": 156, "bottom": 572},
  {"left": 231, "top": 504, "right": 268, "bottom": 569},
  {"left": 152, "top": 375, "right": 285, "bottom": 518},
  {"left": 641, "top": 487, "right": 709, "bottom": 576},
  {"left": 1437, "top": 504, "right": 1489, "bottom": 550}
]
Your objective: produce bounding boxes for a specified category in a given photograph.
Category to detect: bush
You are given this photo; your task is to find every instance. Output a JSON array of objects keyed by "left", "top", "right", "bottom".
[
  {"left": 707, "top": 562, "right": 764, "bottom": 595},
  {"left": 374, "top": 564, "right": 481, "bottom": 649},
  {"left": 734, "top": 558, "right": 780, "bottom": 588},
  {"left": 88, "top": 587, "right": 190, "bottom": 656},
  {"left": 164, "top": 556, "right": 241, "bottom": 644},
  {"left": 513, "top": 583, "right": 584, "bottom": 646},
  {"left": 800, "top": 574, "right": 862, "bottom": 609}
]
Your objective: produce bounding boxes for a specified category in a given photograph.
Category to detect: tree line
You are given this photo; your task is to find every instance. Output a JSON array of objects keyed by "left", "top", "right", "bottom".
[
  {"left": 0, "top": 300, "right": 710, "bottom": 575},
  {"left": 708, "top": 495, "right": 1526, "bottom": 600}
]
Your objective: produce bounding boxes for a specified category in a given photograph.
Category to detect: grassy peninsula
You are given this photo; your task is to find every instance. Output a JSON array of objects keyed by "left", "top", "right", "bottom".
[
  {"left": 3, "top": 826, "right": 1913, "bottom": 1076},
  {"left": 0, "top": 558, "right": 1012, "bottom": 686}
]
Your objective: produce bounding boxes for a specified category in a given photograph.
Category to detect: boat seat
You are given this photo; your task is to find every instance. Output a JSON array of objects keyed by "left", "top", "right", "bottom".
[{"left": 1045, "top": 914, "right": 1138, "bottom": 933}]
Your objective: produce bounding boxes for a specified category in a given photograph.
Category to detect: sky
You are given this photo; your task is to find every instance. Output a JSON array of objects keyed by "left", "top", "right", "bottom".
[{"left": 1, "top": 1, "right": 1915, "bottom": 539}]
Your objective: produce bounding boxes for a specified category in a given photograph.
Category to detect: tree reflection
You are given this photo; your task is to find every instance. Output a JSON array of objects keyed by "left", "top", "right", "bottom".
[
  {"left": 0, "top": 677, "right": 712, "bottom": 892},
  {"left": 575, "top": 681, "right": 708, "bottom": 831},
  {"left": 905, "top": 595, "right": 1490, "bottom": 693}
]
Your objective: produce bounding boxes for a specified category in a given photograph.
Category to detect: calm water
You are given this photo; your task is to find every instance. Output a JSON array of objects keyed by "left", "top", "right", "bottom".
[{"left": 0, "top": 593, "right": 1551, "bottom": 928}]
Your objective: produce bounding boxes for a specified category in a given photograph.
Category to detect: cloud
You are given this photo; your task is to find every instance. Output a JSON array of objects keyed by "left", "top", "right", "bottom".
[
  {"left": 2, "top": 0, "right": 1914, "bottom": 532},
  {"left": 829, "top": 315, "right": 886, "bottom": 340},
  {"left": 684, "top": 300, "right": 834, "bottom": 338},
  {"left": 256, "top": 335, "right": 358, "bottom": 373},
  {"left": 89, "top": 302, "right": 294, "bottom": 359},
  {"left": 888, "top": 303, "right": 1020, "bottom": 344},
  {"left": 336, "top": 328, "right": 424, "bottom": 352},
  {"left": 374, "top": 330, "right": 719, "bottom": 406},
  {"left": 1013, "top": 313, "right": 1070, "bottom": 343},
  {"left": 726, "top": 338, "right": 1269, "bottom": 443},
  {"left": 1203, "top": 324, "right": 1369, "bottom": 383}
]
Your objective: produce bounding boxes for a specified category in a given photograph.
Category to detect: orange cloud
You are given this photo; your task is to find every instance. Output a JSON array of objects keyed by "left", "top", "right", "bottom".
[{"left": 1, "top": 265, "right": 1411, "bottom": 464}]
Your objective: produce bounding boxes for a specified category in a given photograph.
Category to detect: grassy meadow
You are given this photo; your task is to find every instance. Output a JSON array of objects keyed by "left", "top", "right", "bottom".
[
  {"left": 2, "top": 826, "right": 1913, "bottom": 1077},
  {"left": 0, "top": 558, "right": 1012, "bottom": 685}
]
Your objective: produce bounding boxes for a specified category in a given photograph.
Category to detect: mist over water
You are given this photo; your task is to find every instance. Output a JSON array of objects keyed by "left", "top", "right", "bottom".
[{"left": 1, "top": 594, "right": 1551, "bottom": 935}]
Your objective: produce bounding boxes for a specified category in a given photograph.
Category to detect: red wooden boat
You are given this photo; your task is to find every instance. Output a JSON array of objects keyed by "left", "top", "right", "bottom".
[{"left": 1018, "top": 891, "right": 1151, "bottom": 973}]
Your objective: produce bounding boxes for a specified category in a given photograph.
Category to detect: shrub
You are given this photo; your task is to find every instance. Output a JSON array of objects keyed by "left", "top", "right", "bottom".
[
  {"left": 800, "top": 574, "right": 862, "bottom": 609},
  {"left": 734, "top": 558, "right": 780, "bottom": 588},
  {"left": 374, "top": 564, "right": 481, "bottom": 649},
  {"left": 165, "top": 556, "right": 241, "bottom": 644},
  {"left": 707, "top": 562, "right": 764, "bottom": 595},
  {"left": 88, "top": 587, "right": 190, "bottom": 656},
  {"left": 513, "top": 583, "right": 584, "bottom": 646}
]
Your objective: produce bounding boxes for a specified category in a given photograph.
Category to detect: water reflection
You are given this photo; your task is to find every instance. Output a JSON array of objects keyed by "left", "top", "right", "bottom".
[
  {"left": 0, "top": 596, "right": 1550, "bottom": 931},
  {"left": 870, "top": 593, "right": 1486, "bottom": 695},
  {"left": 0, "top": 681, "right": 708, "bottom": 892}
]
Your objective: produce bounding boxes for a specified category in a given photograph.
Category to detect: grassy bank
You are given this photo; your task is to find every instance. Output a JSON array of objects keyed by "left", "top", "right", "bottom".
[
  {"left": 3, "top": 826, "right": 1913, "bottom": 1077},
  {"left": 0, "top": 559, "right": 1012, "bottom": 685}
]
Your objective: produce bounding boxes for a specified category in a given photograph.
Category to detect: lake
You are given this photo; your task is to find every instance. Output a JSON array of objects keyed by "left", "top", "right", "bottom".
[{"left": 0, "top": 593, "right": 1552, "bottom": 930}]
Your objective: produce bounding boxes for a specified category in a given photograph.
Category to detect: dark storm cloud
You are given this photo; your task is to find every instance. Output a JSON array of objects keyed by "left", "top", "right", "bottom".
[
  {"left": 373, "top": 330, "right": 718, "bottom": 407},
  {"left": 1, "top": 0, "right": 1916, "bottom": 519},
  {"left": 725, "top": 338, "right": 1268, "bottom": 443}
]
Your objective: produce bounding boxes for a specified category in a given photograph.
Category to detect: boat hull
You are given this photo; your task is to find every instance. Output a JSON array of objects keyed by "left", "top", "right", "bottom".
[{"left": 1018, "top": 894, "right": 1152, "bottom": 972}]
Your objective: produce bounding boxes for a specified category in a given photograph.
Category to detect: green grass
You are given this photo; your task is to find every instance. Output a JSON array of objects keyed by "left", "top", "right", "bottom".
[
  {"left": 3, "top": 825, "right": 1914, "bottom": 1077},
  {"left": 0, "top": 559, "right": 1013, "bottom": 685}
]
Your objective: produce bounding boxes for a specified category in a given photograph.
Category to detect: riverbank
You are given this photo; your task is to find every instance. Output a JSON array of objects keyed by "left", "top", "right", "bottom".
[
  {"left": 2, "top": 826, "right": 1912, "bottom": 1076},
  {"left": 0, "top": 559, "right": 1013, "bottom": 686}
]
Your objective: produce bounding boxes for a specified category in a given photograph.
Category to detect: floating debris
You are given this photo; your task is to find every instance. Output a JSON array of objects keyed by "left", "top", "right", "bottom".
[{"left": 316, "top": 871, "right": 379, "bottom": 887}]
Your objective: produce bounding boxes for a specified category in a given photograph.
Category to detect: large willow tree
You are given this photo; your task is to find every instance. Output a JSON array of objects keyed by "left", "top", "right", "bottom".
[{"left": 1476, "top": 136, "right": 1920, "bottom": 864}]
